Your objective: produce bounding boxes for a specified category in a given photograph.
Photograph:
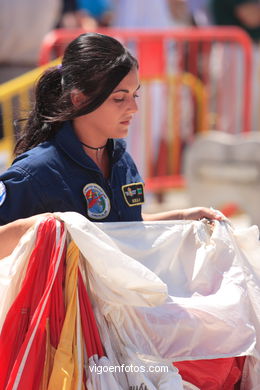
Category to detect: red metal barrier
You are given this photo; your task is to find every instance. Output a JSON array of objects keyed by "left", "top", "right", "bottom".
[{"left": 38, "top": 27, "right": 253, "bottom": 192}]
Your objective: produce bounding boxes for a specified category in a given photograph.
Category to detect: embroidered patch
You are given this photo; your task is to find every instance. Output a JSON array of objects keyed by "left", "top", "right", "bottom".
[
  {"left": 0, "top": 181, "right": 6, "bottom": 206},
  {"left": 121, "top": 182, "right": 145, "bottom": 207},
  {"left": 83, "top": 183, "right": 110, "bottom": 220}
]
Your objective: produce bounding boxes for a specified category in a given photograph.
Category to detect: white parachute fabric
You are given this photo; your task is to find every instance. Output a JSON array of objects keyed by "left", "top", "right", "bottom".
[
  {"left": 58, "top": 212, "right": 260, "bottom": 388},
  {"left": 2, "top": 211, "right": 260, "bottom": 388},
  {"left": 58, "top": 212, "right": 168, "bottom": 308},
  {"left": 58, "top": 212, "right": 183, "bottom": 388}
]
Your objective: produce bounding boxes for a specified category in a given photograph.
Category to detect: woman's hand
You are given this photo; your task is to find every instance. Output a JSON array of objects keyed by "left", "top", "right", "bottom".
[
  {"left": 142, "top": 207, "right": 226, "bottom": 222},
  {"left": 179, "top": 207, "right": 224, "bottom": 221}
]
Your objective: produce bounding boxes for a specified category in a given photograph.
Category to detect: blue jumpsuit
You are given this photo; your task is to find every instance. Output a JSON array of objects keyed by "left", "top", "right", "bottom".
[{"left": 0, "top": 122, "right": 144, "bottom": 224}]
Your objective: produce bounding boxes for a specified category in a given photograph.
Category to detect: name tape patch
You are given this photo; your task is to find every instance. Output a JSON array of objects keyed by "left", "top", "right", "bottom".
[
  {"left": 83, "top": 183, "right": 111, "bottom": 220},
  {"left": 121, "top": 182, "right": 145, "bottom": 207}
]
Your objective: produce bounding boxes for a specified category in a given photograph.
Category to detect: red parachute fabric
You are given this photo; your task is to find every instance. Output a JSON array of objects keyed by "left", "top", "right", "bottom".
[
  {"left": 175, "top": 356, "right": 245, "bottom": 390},
  {"left": 0, "top": 217, "right": 66, "bottom": 390},
  {"left": 78, "top": 269, "right": 104, "bottom": 358},
  {"left": 48, "top": 254, "right": 66, "bottom": 349}
]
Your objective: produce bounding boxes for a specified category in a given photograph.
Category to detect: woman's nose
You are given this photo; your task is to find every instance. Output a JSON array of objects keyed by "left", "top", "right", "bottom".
[{"left": 128, "top": 97, "right": 138, "bottom": 113}]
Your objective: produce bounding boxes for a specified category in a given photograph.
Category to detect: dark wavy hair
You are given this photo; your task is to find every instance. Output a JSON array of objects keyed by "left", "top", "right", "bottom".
[{"left": 14, "top": 32, "right": 138, "bottom": 156}]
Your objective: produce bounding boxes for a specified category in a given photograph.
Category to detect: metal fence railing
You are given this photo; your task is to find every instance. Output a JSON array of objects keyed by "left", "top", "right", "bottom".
[{"left": 0, "top": 59, "right": 60, "bottom": 172}]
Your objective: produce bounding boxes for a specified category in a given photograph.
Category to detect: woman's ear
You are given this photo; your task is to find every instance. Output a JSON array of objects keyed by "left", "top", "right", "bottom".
[{"left": 70, "top": 89, "right": 87, "bottom": 108}]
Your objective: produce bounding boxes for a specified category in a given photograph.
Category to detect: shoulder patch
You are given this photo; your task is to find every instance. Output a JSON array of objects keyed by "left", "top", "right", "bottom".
[
  {"left": 0, "top": 181, "right": 6, "bottom": 206},
  {"left": 121, "top": 182, "right": 145, "bottom": 206},
  {"left": 83, "top": 183, "right": 111, "bottom": 220}
]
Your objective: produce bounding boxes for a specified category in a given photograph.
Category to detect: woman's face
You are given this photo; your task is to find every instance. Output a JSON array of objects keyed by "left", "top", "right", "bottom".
[
  {"left": 80, "top": 67, "right": 140, "bottom": 140},
  {"left": 235, "top": 3, "right": 260, "bottom": 28}
]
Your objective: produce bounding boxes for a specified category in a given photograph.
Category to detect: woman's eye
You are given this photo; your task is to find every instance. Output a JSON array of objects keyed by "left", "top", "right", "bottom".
[{"left": 114, "top": 94, "right": 139, "bottom": 102}]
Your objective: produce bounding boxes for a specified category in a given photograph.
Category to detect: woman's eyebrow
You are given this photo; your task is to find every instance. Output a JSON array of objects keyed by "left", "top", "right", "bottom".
[{"left": 112, "top": 84, "right": 141, "bottom": 94}]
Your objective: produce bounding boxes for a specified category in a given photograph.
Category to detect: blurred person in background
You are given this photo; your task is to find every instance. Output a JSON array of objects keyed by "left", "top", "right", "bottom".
[
  {"left": 211, "top": 0, "right": 260, "bottom": 133},
  {"left": 211, "top": 0, "right": 260, "bottom": 41},
  {"left": 76, "top": 0, "right": 113, "bottom": 27},
  {"left": 0, "top": 0, "right": 61, "bottom": 82},
  {"left": 58, "top": 0, "right": 80, "bottom": 29},
  {"left": 111, "top": 0, "right": 190, "bottom": 29},
  {"left": 58, "top": 0, "right": 113, "bottom": 29},
  {"left": 111, "top": 0, "right": 212, "bottom": 29}
]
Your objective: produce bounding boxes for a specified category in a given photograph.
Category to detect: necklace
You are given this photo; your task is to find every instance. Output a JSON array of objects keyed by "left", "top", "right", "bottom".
[{"left": 80, "top": 141, "right": 107, "bottom": 151}]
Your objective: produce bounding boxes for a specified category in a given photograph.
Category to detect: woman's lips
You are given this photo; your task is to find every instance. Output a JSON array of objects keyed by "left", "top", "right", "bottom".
[{"left": 120, "top": 119, "right": 131, "bottom": 125}]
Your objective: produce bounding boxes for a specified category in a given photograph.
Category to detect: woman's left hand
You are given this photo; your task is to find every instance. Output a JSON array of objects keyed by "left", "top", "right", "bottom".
[
  {"left": 142, "top": 206, "right": 227, "bottom": 222},
  {"left": 180, "top": 207, "right": 225, "bottom": 221}
]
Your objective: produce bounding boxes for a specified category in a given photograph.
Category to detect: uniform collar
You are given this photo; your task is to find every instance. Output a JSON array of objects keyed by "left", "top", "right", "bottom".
[{"left": 55, "top": 121, "right": 126, "bottom": 169}]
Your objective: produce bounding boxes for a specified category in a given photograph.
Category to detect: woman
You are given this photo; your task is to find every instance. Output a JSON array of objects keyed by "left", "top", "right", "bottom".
[
  {"left": 211, "top": 0, "right": 260, "bottom": 41},
  {"left": 0, "top": 32, "right": 222, "bottom": 228}
]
